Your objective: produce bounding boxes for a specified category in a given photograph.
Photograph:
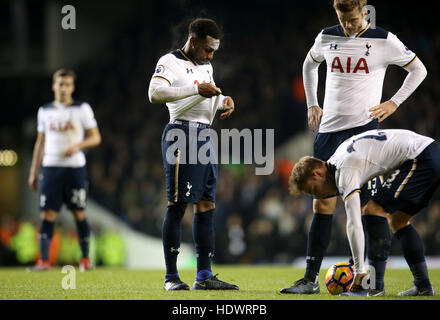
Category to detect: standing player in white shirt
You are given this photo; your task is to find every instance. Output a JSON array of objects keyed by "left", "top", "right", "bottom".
[
  {"left": 281, "top": 0, "right": 428, "bottom": 294},
  {"left": 148, "top": 18, "right": 237, "bottom": 291},
  {"left": 27, "top": 69, "right": 101, "bottom": 271},
  {"left": 288, "top": 129, "right": 437, "bottom": 296}
]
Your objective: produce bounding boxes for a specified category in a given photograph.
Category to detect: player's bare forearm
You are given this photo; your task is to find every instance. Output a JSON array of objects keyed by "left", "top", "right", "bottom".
[
  {"left": 83, "top": 127, "right": 101, "bottom": 148},
  {"left": 78, "top": 127, "right": 101, "bottom": 149},
  {"left": 64, "top": 127, "right": 101, "bottom": 157},
  {"left": 29, "top": 133, "right": 45, "bottom": 190}
]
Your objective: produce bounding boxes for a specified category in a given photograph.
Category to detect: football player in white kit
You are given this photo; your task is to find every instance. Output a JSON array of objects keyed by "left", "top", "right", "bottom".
[
  {"left": 27, "top": 69, "right": 101, "bottom": 271},
  {"left": 281, "top": 0, "right": 427, "bottom": 294},
  {"left": 148, "top": 18, "right": 238, "bottom": 291},
  {"left": 289, "top": 129, "right": 438, "bottom": 296}
]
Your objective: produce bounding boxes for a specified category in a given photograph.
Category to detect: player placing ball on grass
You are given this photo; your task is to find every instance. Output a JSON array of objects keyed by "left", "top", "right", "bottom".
[{"left": 288, "top": 129, "right": 437, "bottom": 296}]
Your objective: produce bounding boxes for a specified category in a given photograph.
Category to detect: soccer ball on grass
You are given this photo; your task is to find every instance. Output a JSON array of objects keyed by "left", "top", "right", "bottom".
[{"left": 325, "top": 262, "right": 354, "bottom": 295}]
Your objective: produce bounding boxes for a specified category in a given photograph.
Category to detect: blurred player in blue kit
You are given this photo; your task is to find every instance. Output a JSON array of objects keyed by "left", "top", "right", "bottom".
[
  {"left": 27, "top": 69, "right": 101, "bottom": 271},
  {"left": 281, "top": 0, "right": 427, "bottom": 294},
  {"left": 148, "top": 18, "right": 238, "bottom": 290}
]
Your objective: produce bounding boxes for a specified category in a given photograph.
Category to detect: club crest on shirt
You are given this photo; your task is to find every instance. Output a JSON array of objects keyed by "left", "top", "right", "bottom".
[
  {"left": 365, "top": 43, "right": 372, "bottom": 56},
  {"left": 186, "top": 182, "right": 192, "bottom": 196}
]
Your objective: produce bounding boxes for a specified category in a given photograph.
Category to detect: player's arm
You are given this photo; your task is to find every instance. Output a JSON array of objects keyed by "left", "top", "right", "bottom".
[
  {"left": 370, "top": 58, "right": 427, "bottom": 122},
  {"left": 303, "top": 33, "right": 324, "bottom": 132},
  {"left": 64, "top": 127, "right": 101, "bottom": 157},
  {"left": 370, "top": 34, "right": 428, "bottom": 123},
  {"left": 393, "top": 57, "right": 428, "bottom": 106},
  {"left": 148, "top": 77, "right": 221, "bottom": 104},
  {"left": 343, "top": 190, "right": 367, "bottom": 283},
  {"left": 148, "top": 77, "right": 197, "bottom": 103},
  {"left": 28, "top": 132, "right": 45, "bottom": 190}
]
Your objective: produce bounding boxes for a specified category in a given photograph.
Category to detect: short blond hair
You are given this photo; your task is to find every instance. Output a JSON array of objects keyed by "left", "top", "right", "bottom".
[
  {"left": 333, "top": 0, "right": 367, "bottom": 13},
  {"left": 52, "top": 68, "right": 76, "bottom": 83},
  {"left": 288, "top": 156, "right": 324, "bottom": 195}
]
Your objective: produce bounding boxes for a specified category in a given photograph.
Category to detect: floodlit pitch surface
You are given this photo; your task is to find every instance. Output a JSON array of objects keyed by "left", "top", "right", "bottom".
[{"left": 0, "top": 265, "right": 439, "bottom": 300}]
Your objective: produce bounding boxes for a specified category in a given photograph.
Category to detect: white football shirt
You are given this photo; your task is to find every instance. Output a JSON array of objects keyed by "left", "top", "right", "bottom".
[
  {"left": 37, "top": 101, "right": 98, "bottom": 167},
  {"left": 309, "top": 24, "right": 417, "bottom": 133},
  {"left": 151, "top": 49, "right": 224, "bottom": 125}
]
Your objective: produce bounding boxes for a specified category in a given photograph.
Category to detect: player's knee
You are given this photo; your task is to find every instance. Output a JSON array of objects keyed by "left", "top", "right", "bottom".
[
  {"left": 389, "top": 217, "right": 410, "bottom": 234},
  {"left": 363, "top": 200, "right": 388, "bottom": 217},
  {"left": 72, "top": 210, "right": 86, "bottom": 221},
  {"left": 313, "top": 198, "right": 336, "bottom": 214},
  {"left": 41, "top": 210, "right": 57, "bottom": 222},
  {"left": 167, "top": 202, "right": 187, "bottom": 219},
  {"left": 196, "top": 200, "right": 215, "bottom": 213}
]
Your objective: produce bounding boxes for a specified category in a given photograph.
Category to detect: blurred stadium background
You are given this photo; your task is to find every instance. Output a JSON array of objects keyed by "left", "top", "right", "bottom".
[{"left": 1, "top": 0, "right": 439, "bottom": 270}]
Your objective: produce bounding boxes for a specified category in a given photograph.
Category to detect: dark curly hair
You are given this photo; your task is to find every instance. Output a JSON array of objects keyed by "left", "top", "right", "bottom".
[{"left": 189, "top": 18, "right": 222, "bottom": 40}]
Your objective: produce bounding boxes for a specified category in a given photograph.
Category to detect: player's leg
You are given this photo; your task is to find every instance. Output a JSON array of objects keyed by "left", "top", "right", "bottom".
[
  {"left": 71, "top": 209, "right": 92, "bottom": 271},
  {"left": 28, "top": 167, "right": 63, "bottom": 271},
  {"left": 162, "top": 201, "right": 189, "bottom": 290},
  {"left": 307, "top": 197, "right": 336, "bottom": 279},
  {"left": 281, "top": 130, "right": 339, "bottom": 294},
  {"left": 391, "top": 211, "right": 435, "bottom": 296},
  {"left": 362, "top": 200, "right": 392, "bottom": 296},
  {"left": 280, "top": 196, "right": 336, "bottom": 294},
  {"left": 372, "top": 147, "right": 440, "bottom": 296},
  {"left": 40, "top": 210, "right": 57, "bottom": 261},
  {"left": 192, "top": 164, "right": 238, "bottom": 290},
  {"left": 66, "top": 166, "right": 91, "bottom": 271},
  {"left": 27, "top": 210, "right": 57, "bottom": 271},
  {"left": 193, "top": 200, "right": 215, "bottom": 282},
  {"left": 161, "top": 123, "right": 190, "bottom": 290}
]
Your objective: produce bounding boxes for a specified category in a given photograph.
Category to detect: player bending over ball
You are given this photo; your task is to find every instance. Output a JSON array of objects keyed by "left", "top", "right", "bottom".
[{"left": 289, "top": 129, "right": 437, "bottom": 296}]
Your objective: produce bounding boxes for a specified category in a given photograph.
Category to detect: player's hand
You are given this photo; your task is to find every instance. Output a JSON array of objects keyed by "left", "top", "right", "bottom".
[
  {"left": 220, "top": 96, "right": 234, "bottom": 120},
  {"left": 28, "top": 174, "right": 38, "bottom": 191},
  {"left": 307, "top": 105, "right": 323, "bottom": 132},
  {"left": 198, "top": 82, "right": 222, "bottom": 98},
  {"left": 353, "top": 273, "right": 367, "bottom": 286},
  {"left": 369, "top": 100, "right": 398, "bottom": 123},
  {"left": 64, "top": 144, "right": 80, "bottom": 157}
]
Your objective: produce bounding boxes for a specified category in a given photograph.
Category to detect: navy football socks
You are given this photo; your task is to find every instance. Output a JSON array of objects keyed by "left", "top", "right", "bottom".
[
  {"left": 75, "top": 218, "right": 91, "bottom": 258},
  {"left": 304, "top": 213, "right": 333, "bottom": 282},
  {"left": 162, "top": 203, "right": 187, "bottom": 279},
  {"left": 395, "top": 224, "right": 431, "bottom": 289},
  {"left": 364, "top": 215, "right": 392, "bottom": 291},
  {"left": 39, "top": 219, "right": 55, "bottom": 261},
  {"left": 193, "top": 209, "right": 215, "bottom": 280}
]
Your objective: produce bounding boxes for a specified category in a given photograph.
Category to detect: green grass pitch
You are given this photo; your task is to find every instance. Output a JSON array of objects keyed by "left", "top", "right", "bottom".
[{"left": 0, "top": 265, "right": 439, "bottom": 300}]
